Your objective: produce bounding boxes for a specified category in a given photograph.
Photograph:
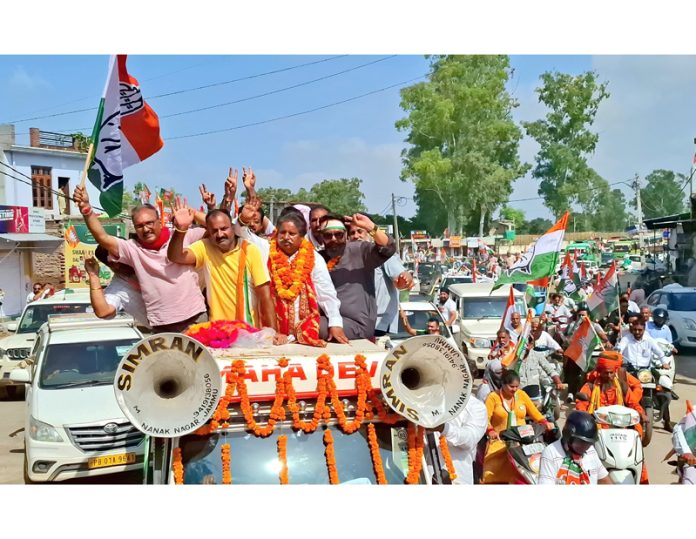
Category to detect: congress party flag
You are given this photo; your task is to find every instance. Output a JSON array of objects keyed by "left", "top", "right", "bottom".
[
  {"left": 587, "top": 261, "right": 619, "bottom": 320},
  {"left": 564, "top": 316, "right": 601, "bottom": 372},
  {"left": 86, "top": 55, "right": 163, "bottom": 217}
]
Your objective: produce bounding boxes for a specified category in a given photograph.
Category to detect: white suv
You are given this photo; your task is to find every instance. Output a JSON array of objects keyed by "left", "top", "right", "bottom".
[
  {"left": 0, "top": 290, "right": 91, "bottom": 397},
  {"left": 644, "top": 284, "right": 696, "bottom": 349},
  {"left": 11, "top": 314, "right": 146, "bottom": 483}
]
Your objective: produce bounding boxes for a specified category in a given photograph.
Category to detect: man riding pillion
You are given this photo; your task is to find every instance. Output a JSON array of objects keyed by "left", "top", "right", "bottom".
[
  {"left": 544, "top": 293, "right": 573, "bottom": 328},
  {"left": 617, "top": 318, "right": 669, "bottom": 372},
  {"left": 518, "top": 336, "right": 564, "bottom": 408},
  {"left": 538, "top": 411, "right": 612, "bottom": 484},
  {"left": 575, "top": 351, "right": 649, "bottom": 483}
]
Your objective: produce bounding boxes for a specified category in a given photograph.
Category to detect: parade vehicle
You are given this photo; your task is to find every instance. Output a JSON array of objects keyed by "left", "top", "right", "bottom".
[
  {"left": 591, "top": 405, "right": 644, "bottom": 484},
  {"left": 500, "top": 423, "right": 558, "bottom": 484},
  {"left": 645, "top": 284, "right": 696, "bottom": 349},
  {"left": 0, "top": 289, "right": 91, "bottom": 398},
  {"left": 417, "top": 263, "right": 442, "bottom": 296},
  {"left": 113, "top": 332, "right": 474, "bottom": 485},
  {"left": 600, "top": 251, "right": 615, "bottom": 268},
  {"left": 563, "top": 241, "right": 599, "bottom": 265},
  {"left": 612, "top": 240, "right": 638, "bottom": 256},
  {"left": 448, "top": 283, "right": 527, "bottom": 374},
  {"left": 10, "top": 314, "right": 145, "bottom": 483}
]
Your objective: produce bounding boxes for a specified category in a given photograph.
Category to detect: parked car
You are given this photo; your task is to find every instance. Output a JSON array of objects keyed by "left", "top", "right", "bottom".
[
  {"left": 0, "top": 290, "right": 91, "bottom": 398},
  {"left": 10, "top": 313, "right": 146, "bottom": 483},
  {"left": 644, "top": 284, "right": 696, "bottom": 349},
  {"left": 449, "top": 282, "right": 527, "bottom": 374}
]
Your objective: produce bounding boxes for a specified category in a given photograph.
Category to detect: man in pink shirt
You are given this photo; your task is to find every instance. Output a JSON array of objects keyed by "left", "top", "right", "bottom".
[{"left": 73, "top": 185, "right": 207, "bottom": 333}]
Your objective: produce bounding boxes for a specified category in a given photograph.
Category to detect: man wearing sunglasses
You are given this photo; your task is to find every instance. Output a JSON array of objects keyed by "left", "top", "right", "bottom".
[{"left": 319, "top": 213, "right": 396, "bottom": 340}]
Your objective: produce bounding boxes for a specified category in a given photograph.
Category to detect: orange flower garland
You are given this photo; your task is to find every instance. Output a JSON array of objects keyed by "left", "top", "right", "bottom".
[
  {"left": 323, "top": 430, "right": 339, "bottom": 484},
  {"left": 326, "top": 256, "right": 341, "bottom": 271},
  {"left": 438, "top": 434, "right": 457, "bottom": 482},
  {"left": 221, "top": 443, "right": 232, "bottom": 485},
  {"left": 406, "top": 423, "right": 425, "bottom": 484},
  {"left": 367, "top": 423, "right": 388, "bottom": 485},
  {"left": 326, "top": 354, "right": 369, "bottom": 434},
  {"left": 172, "top": 447, "right": 184, "bottom": 485},
  {"left": 284, "top": 354, "right": 332, "bottom": 433},
  {"left": 277, "top": 435, "right": 289, "bottom": 485},
  {"left": 237, "top": 359, "right": 287, "bottom": 437},
  {"left": 269, "top": 237, "right": 314, "bottom": 301}
]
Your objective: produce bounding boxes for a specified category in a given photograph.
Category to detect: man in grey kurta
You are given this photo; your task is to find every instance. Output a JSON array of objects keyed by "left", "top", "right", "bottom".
[{"left": 319, "top": 213, "right": 396, "bottom": 340}]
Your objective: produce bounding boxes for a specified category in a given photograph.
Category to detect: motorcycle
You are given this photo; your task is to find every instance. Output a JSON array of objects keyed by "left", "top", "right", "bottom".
[
  {"left": 499, "top": 423, "right": 559, "bottom": 484},
  {"left": 592, "top": 405, "right": 644, "bottom": 485}
]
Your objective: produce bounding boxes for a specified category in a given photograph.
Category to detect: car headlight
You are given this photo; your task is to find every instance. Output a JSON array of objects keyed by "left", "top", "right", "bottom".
[
  {"left": 29, "top": 417, "right": 64, "bottom": 443},
  {"left": 469, "top": 337, "right": 490, "bottom": 349},
  {"left": 637, "top": 370, "right": 653, "bottom": 384},
  {"left": 683, "top": 318, "right": 696, "bottom": 331}
]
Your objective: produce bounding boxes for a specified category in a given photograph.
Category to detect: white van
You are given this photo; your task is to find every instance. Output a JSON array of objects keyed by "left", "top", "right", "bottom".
[
  {"left": 0, "top": 290, "right": 91, "bottom": 397},
  {"left": 11, "top": 314, "right": 145, "bottom": 483},
  {"left": 448, "top": 282, "right": 527, "bottom": 374}
]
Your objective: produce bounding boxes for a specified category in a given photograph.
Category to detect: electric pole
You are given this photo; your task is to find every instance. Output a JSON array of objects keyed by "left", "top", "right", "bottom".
[
  {"left": 270, "top": 196, "right": 275, "bottom": 223},
  {"left": 391, "top": 193, "right": 401, "bottom": 257},
  {"left": 633, "top": 174, "right": 644, "bottom": 250}
]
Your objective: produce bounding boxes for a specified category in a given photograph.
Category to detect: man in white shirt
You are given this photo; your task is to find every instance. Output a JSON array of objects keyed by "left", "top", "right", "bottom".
[
  {"left": 436, "top": 289, "right": 457, "bottom": 326},
  {"left": 544, "top": 293, "right": 572, "bottom": 321},
  {"left": 26, "top": 282, "right": 50, "bottom": 304},
  {"left": 530, "top": 318, "right": 562, "bottom": 354},
  {"left": 433, "top": 396, "right": 488, "bottom": 485},
  {"left": 539, "top": 411, "right": 612, "bottom": 484},
  {"left": 617, "top": 318, "right": 669, "bottom": 370}
]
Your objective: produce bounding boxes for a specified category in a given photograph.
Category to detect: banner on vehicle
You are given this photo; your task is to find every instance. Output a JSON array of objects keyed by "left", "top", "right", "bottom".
[{"left": 63, "top": 222, "right": 126, "bottom": 288}]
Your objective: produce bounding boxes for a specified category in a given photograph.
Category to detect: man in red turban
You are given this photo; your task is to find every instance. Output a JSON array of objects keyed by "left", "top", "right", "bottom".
[{"left": 575, "top": 350, "right": 648, "bottom": 483}]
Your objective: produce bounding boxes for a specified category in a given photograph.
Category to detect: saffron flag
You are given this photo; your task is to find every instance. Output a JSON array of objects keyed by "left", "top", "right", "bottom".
[
  {"left": 493, "top": 212, "right": 569, "bottom": 290},
  {"left": 564, "top": 316, "right": 601, "bottom": 372},
  {"left": 64, "top": 221, "right": 79, "bottom": 249},
  {"left": 587, "top": 261, "right": 619, "bottom": 320},
  {"left": 87, "top": 55, "right": 163, "bottom": 217}
]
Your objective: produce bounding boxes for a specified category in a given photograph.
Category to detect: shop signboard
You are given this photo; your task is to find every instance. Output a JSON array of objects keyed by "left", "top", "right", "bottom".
[{"left": 64, "top": 223, "right": 126, "bottom": 289}]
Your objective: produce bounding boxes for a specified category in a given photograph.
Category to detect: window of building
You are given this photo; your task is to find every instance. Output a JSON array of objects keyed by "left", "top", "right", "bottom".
[{"left": 31, "top": 166, "right": 53, "bottom": 209}]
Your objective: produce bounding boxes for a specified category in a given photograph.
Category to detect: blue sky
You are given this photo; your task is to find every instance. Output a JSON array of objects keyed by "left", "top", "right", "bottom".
[{"left": 1, "top": 54, "right": 695, "bottom": 222}]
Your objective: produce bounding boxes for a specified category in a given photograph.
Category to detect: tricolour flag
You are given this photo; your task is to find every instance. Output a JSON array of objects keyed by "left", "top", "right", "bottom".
[
  {"left": 493, "top": 211, "right": 569, "bottom": 290},
  {"left": 587, "top": 261, "right": 619, "bottom": 320},
  {"left": 502, "top": 309, "right": 533, "bottom": 370},
  {"left": 87, "top": 55, "right": 163, "bottom": 217},
  {"left": 564, "top": 316, "right": 601, "bottom": 372},
  {"left": 500, "top": 287, "right": 515, "bottom": 332}
]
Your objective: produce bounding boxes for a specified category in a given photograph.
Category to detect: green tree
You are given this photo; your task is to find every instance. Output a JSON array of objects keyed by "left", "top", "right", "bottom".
[
  {"left": 396, "top": 55, "right": 529, "bottom": 236},
  {"left": 499, "top": 206, "right": 526, "bottom": 230},
  {"left": 304, "top": 178, "right": 367, "bottom": 215},
  {"left": 523, "top": 71, "right": 610, "bottom": 218},
  {"left": 588, "top": 185, "right": 628, "bottom": 231},
  {"left": 253, "top": 187, "right": 295, "bottom": 204},
  {"left": 639, "top": 169, "right": 687, "bottom": 218},
  {"left": 525, "top": 217, "right": 553, "bottom": 234}
]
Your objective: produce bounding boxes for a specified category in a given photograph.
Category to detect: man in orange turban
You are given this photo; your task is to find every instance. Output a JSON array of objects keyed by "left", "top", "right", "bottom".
[{"left": 575, "top": 350, "right": 649, "bottom": 483}]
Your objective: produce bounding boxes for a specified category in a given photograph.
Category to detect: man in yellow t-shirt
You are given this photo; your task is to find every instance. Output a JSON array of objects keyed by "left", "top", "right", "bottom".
[{"left": 168, "top": 207, "right": 278, "bottom": 336}]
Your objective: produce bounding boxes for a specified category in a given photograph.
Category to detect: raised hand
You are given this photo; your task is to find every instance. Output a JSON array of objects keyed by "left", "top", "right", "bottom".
[
  {"left": 84, "top": 257, "right": 100, "bottom": 276},
  {"left": 73, "top": 185, "right": 90, "bottom": 208},
  {"left": 394, "top": 271, "right": 414, "bottom": 290},
  {"left": 199, "top": 183, "right": 216, "bottom": 210},
  {"left": 242, "top": 166, "right": 256, "bottom": 191},
  {"left": 172, "top": 201, "right": 195, "bottom": 231},
  {"left": 225, "top": 168, "right": 238, "bottom": 198},
  {"left": 346, "top": 213, "right": 375, "bottom": 234}
]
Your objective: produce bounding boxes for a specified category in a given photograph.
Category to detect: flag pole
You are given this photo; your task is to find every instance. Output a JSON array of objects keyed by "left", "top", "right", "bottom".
[{"left": 78, "top": 142, "right": 94, "bottom": 188}]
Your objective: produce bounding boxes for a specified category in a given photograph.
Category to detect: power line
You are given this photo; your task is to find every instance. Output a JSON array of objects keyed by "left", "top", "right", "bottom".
[
  {"left": 167, "top": 75, "right": 426, "bottom": 141},
  {"left": 160, "top": 56, "right": 396, "bottom": 120},
  {"left": 4, "top": 55, "right": 349, "bottom": 125},
  {"left": 507, "top": 177, "right": 636, "bottom": 203}
]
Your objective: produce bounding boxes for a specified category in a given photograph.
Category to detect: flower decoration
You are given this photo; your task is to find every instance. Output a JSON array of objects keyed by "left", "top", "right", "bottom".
[
  {"left": 438, "top": 434, "right": 457, "bottom": 482},
  {"left": 269, "top": 237, "right": 315, "bottom": 302},
  {"left": 326, "top": 256, "right": 341, "bottom": 272},
  {"left": 367, "top": 423, "right": 388, "bottom": 484},
  {"left": 277, "top": 435, "right": 289, "bottom": 485},
  {"left": 221, "top": 443, "right": 232, "bottom": 485},
  {"left": 185, "top": 320, "right": 261, "bottom": 349},
  {"left": 323, "top": 429, "right": 339, "bottom": 484},
  {"left": 172, "top": 447, "right": 184, "bottom": 485}
]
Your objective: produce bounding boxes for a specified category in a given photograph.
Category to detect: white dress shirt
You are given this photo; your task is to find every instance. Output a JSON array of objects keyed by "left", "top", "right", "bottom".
[
  {"left": 104, "top": 274, "right": 151, "bottom": 328},
  {"left": 617, "top": 333, "right": 666, "bottom": 369}
]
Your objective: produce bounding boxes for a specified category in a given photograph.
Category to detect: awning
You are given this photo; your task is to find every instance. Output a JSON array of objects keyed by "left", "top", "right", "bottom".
[{"left": 0, "top": 233, "right": 63, "bottom": 251}]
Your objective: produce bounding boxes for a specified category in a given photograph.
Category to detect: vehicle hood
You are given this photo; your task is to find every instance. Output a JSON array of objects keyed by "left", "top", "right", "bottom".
[
  {"left": 459, "top": 319, "right": 502, "bottom": 338},
  {"left": 0, "top": 332, "right": 35, "bottom": 349},
  {"left": 34, "top": 384, "right": 126, "bottom": 427}
]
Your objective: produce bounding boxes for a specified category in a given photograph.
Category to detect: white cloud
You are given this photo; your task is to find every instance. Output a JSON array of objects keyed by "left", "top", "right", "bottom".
[{"left": 8, "top": 66, "right": 49, "bottom": 91}]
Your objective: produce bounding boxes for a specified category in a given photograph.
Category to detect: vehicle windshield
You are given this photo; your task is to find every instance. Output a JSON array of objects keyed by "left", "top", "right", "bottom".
[
  {"left": 418, "top": 264, "right": 437, "bottom": 278},
  {"left": 665, "top": 293, "right": 696, "bottom": 312},
  {"left": 177, "top": 423, "right": 414, "bottom": 484},
  {"left": 391, "top": 308, "right": 450, "bottom": 340},
  {"left": 441, "top": 276, "right": 473, "bottom": 290},
  {"left": 461, "top": 297, "right": 525, "bottom": 319},
  {"left": 18, "top": 303, "right": 90, "bottom": 334},
  {"left": 613, "top": 244, "right": 631, "bottom": 254},
  {"left": 38, "top": 339, "right": 137, "bottom": 389},
  {"left": 601, "top": 252, "right": 614, "bottom": 261},
  {"left": 629, "top": 255, "right": 642, "bottom": 263}
]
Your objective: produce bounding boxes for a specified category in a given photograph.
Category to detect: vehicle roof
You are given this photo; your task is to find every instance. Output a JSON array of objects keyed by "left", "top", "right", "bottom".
[
  {"left": 400, "top": 301, "right": 439, "bottom": 310},
  {"left": 41, "top": 326, "right": 142, "bottom": 346},
  {"left": 654, "top": 285, "right": 696, "bottom": 294},
  {"left": 37, "top": 314, "right": 141, "bottom": 344},
  {"left": 24, "top": 289, "right": 91, "bottom": 307},
  {"left": 449, "top": 282, "right": 523, "bottom": 298}
]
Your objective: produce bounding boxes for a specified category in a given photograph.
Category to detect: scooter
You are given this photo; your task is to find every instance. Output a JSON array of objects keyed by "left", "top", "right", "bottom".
[
  {"left": 592, "top": 405, "right": 644, "bottom": 485},
  {"left": 500, "top": 423, "right": 559, "bottom": 484},
  {"left": 652, "top": 339, "right": 678, "bottom": 431}
]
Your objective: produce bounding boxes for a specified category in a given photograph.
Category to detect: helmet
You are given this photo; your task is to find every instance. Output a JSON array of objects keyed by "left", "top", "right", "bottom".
[
  {"left": 653, "top": 307, "right": 668, "bottom": 324},
  {"left": 562, "top": 411, "right": 598, "bottom": 445},
  {"left": 576, "top": 302, "right": 589, "bottom": 312}
]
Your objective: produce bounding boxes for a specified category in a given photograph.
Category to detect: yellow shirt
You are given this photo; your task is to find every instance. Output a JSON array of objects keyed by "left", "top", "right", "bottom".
[{"left": 188, "top": 238, "right": 270, "bottom": 324}]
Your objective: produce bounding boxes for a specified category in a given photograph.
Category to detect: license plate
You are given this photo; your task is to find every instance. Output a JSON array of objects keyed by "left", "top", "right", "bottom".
[
  {"left": 87, "top": 452, "right": 136, "bottom": 469},
  {"left": 523, "top": 443, "right": 545, "bottom": 456}
]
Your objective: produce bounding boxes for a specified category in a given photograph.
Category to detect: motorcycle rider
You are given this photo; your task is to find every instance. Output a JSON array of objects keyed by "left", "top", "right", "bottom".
[
  {"left": 488, "top": 329, "right": 515, "bottom": 361},
  {"left": 507, "top": 311, "right": 523, "bottom": 343},
  {"left": 575, "top": 351, "right": 649, "bottom": 483},
  {"left": 530, "top": 318, "right": 563, "bottom": 355},
  {"left": 477, "top": 358, "right": 504, "bottom": 402},
  {"left": 544, "top": 293, "right": 573, "bottom": 325},
  {"left": 646, "top": 307, "right": 678, "bottom": 355},
  {"left": 518, "top": 336, "right": 564, "bottom": 408},
  {"left": 617, "top": 318, "right": 670, "bottom": 372},
  {"left": 538, "top": 411, "right": 612, "bottom": 484}
]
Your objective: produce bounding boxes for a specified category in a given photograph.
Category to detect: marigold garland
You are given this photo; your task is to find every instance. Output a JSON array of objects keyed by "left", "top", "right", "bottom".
[
  {"left": 221, "top": 443, "right": 232, "bottom": 485},
  {"left": 367, "top": 423, "right": 388, "bottom": 485},
  {"left": 172, "top": 447, "right": 184, "bottom": 485},
  {"left": 405, "top": 423, "right": 425, "bottom": 485},
  {"left": 277, "top": 435, "right": 289, "bottom": 485},
  {"left": 185, "top": 320, "right": 260, "bottom": 348},
  {"left": 438, "top": 433, "right": 457, "bottom": 482},
  {"left": 237, "top": 359, "right": 287, "bottom": 437},
  {"left": 326, "top": 256, "right": 341, "bottom": 272},
  {"left": 269, "top": 237, "right": 315, "bottom": 301},
  {"left": 323, "top": 430, "right": 340, "bottom": 484}
]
